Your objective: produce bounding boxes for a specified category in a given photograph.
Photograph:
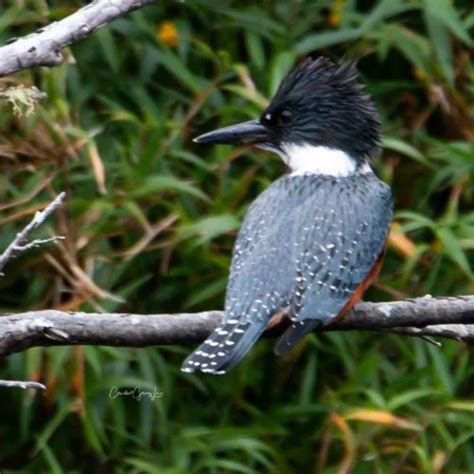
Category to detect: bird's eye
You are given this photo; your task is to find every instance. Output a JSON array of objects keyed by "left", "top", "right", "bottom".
[
  {"left": 261, "top": 109, "right": 292, "bottom": 126},
  {"left": 279, "top": 109, "right": 293, "bottom": 124}
]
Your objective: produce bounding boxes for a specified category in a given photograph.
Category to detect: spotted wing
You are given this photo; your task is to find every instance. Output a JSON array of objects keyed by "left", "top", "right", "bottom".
[
  {"left": 274, "top": 173, "right": 392, "bottom": 353},
  {"left": 224, "top": 176, "right": 302, "bottom": 323}
]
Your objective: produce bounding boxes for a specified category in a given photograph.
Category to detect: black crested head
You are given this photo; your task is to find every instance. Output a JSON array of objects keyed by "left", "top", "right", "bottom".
[
  {"left": 194, "top": 56, "right": 380, "bottom": 166},
  {"left": 260, "top": 57, "right": 380, "bottom": 161}
]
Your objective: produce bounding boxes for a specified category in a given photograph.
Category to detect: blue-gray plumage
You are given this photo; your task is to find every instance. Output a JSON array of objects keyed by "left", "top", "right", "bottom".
[{"left": 182, "top": 57, "right": 393, "bottom": 374}]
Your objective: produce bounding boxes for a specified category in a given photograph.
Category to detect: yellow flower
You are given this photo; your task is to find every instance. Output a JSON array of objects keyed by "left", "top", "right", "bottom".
[
  {"left": 431, "top": 239, "right": 443, "bottom": 254},
  {"left": 329, "top": 0, "right": 345, "bottom": 27},
  {"left": 413, "top": 67, "right": 427, "bottom": 81},
  {"left": 328, "top": 11, "right": 341, "bottom": 27},
  {"left": 158, "top": 21, "right": 178, "bottom": 47}
]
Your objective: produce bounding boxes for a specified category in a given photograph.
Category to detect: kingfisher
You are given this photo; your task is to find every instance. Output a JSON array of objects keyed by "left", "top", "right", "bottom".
[{"left": 182, "top": 57, "right": 393, "bottom": 375}]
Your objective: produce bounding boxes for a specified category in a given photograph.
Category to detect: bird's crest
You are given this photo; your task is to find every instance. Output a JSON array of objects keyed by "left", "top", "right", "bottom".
[{"left": 273, "top": 56, "right": 363, "bottom": 101}]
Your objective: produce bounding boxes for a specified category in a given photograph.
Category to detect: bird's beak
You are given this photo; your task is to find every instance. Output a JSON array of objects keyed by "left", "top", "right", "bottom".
[{"left": 193, "top": 119, "right": 269, "bottom": 145}]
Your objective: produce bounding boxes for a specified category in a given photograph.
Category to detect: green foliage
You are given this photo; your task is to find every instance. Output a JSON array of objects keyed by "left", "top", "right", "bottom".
[{"left": 0, "top": 0, "right": 473, "bottom": 472}]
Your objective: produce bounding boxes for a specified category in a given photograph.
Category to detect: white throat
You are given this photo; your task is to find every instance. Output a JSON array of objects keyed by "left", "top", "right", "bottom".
[{"left": 278, "top": 143, "right": 371, "bottom": 177}]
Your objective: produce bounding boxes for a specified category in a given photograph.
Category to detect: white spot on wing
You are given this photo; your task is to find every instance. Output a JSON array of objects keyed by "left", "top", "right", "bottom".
[{"left": 359, "top": 161, "right": 373, "bottom": 174}]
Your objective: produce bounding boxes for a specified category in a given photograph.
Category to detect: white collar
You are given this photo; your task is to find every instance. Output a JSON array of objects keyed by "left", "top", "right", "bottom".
[{"left": 275, "top": 143, "right": 372, "bottom": 177}]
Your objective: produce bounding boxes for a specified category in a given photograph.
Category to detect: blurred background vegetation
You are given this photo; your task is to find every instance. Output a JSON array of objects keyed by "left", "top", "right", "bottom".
[{"left": 0, "top": 0, "right": 473, "bottom": 472}]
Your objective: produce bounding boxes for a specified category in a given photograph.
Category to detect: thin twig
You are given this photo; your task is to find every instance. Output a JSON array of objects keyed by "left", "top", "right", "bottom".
[
  {"left": 0, "top": 192, "right": 66, "bottom": 274},
  {"left": 0, "top": 380, "right": 46, "bottom": 390}
]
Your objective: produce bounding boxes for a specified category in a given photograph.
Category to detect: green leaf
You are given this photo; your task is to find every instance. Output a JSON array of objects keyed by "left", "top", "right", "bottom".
[
  {"left": 424, "top": 0, "right": 473, "bottom": 46},
  {"left": 299, "top": 353, "right": 317, "bottom": 406},
  {"left": 82, "top": 410, "right": 106, "bottom": 456},
  {"left": 268, "top": 51, "right": 297, "bottom": 96},
  {"left": 295, "top": 28, "right": 362, "bottom": 54},
  {"left": 203, "top": 458, "right": 254, "bottom": 473},
  {"left": 0, "top": 6, "right": 22, "bottom": 31},
  {"left": 132, "top": 175, "right": 210, "bottom": 202},
  {"left": 33, "top": 402, "right": 75, "bottom": 455},
  {"left": 152, "top": 48, "right": 205, "bottom": 93},
  {"left": 388, "top": 389, "right": 441, "bottom": 410},
  {"left": 245, "top": 31, "right": 265, "bottom": 70},
  {"left": 428, "top": 344, "right": 455, "bottom": 396},
  {"left": 184, "top": 277, "right": 227, "bottom": 308},
  {"left": 96, "top": 26, "right": 120, "bottom": 73},
  {"left": 424, "top": 3, "right": 454, "bottom": 85},
  {"left": 381, "top": 24, "right": 431, "bottom": 73},
  {"left": 181, "top": 214, "right": 240, "bottom": 244},
  {"left": 360, "top": 0, "right": 417, "bottom": 33},
  {"left": 224, "top": 83, "right": 269, "bottom": 109},
  {"left": 435, "top": 227, "right": 473, "bottom": 279},
  {"left": 383, "top": 136, "right": 431, "bottom": 166},
  {"left": 40, "top": 444, "right": 63, "bottom": 474},
  {"left": 219, "top": 8, "right": 285, "bottom": 38},
  {"left": 396, "top": 211, "right": 436, "bottom": 230}
]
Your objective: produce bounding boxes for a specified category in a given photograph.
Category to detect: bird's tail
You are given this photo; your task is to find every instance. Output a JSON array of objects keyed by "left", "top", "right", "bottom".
[
  {"left": 273, "top": 319, "right": 321, "bottom": 355},
  {"left": 181, "top": 318, "right": 267, "bottom": 375}
]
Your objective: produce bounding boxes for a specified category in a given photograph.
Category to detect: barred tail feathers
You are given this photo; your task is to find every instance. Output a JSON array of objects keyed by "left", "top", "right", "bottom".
[{"left": 181, "top": 318, "right": 267, "bottom": 374}]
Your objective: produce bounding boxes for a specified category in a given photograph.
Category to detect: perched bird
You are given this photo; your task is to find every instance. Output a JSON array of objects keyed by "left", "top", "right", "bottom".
[{"left": 182, "top": 57, "right": 392, "bottom": 375}]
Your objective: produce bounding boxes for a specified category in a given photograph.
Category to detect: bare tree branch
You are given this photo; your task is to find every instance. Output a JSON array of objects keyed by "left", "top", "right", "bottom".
[
  {"left": 0, "top": 295, "right": 472, "bottom": 359},
  {"left": 0, "top": 192, "right": 66, "bottom": 274},
  {"left": 0, "top": 0, "right": 155, "bottom": 77}
]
